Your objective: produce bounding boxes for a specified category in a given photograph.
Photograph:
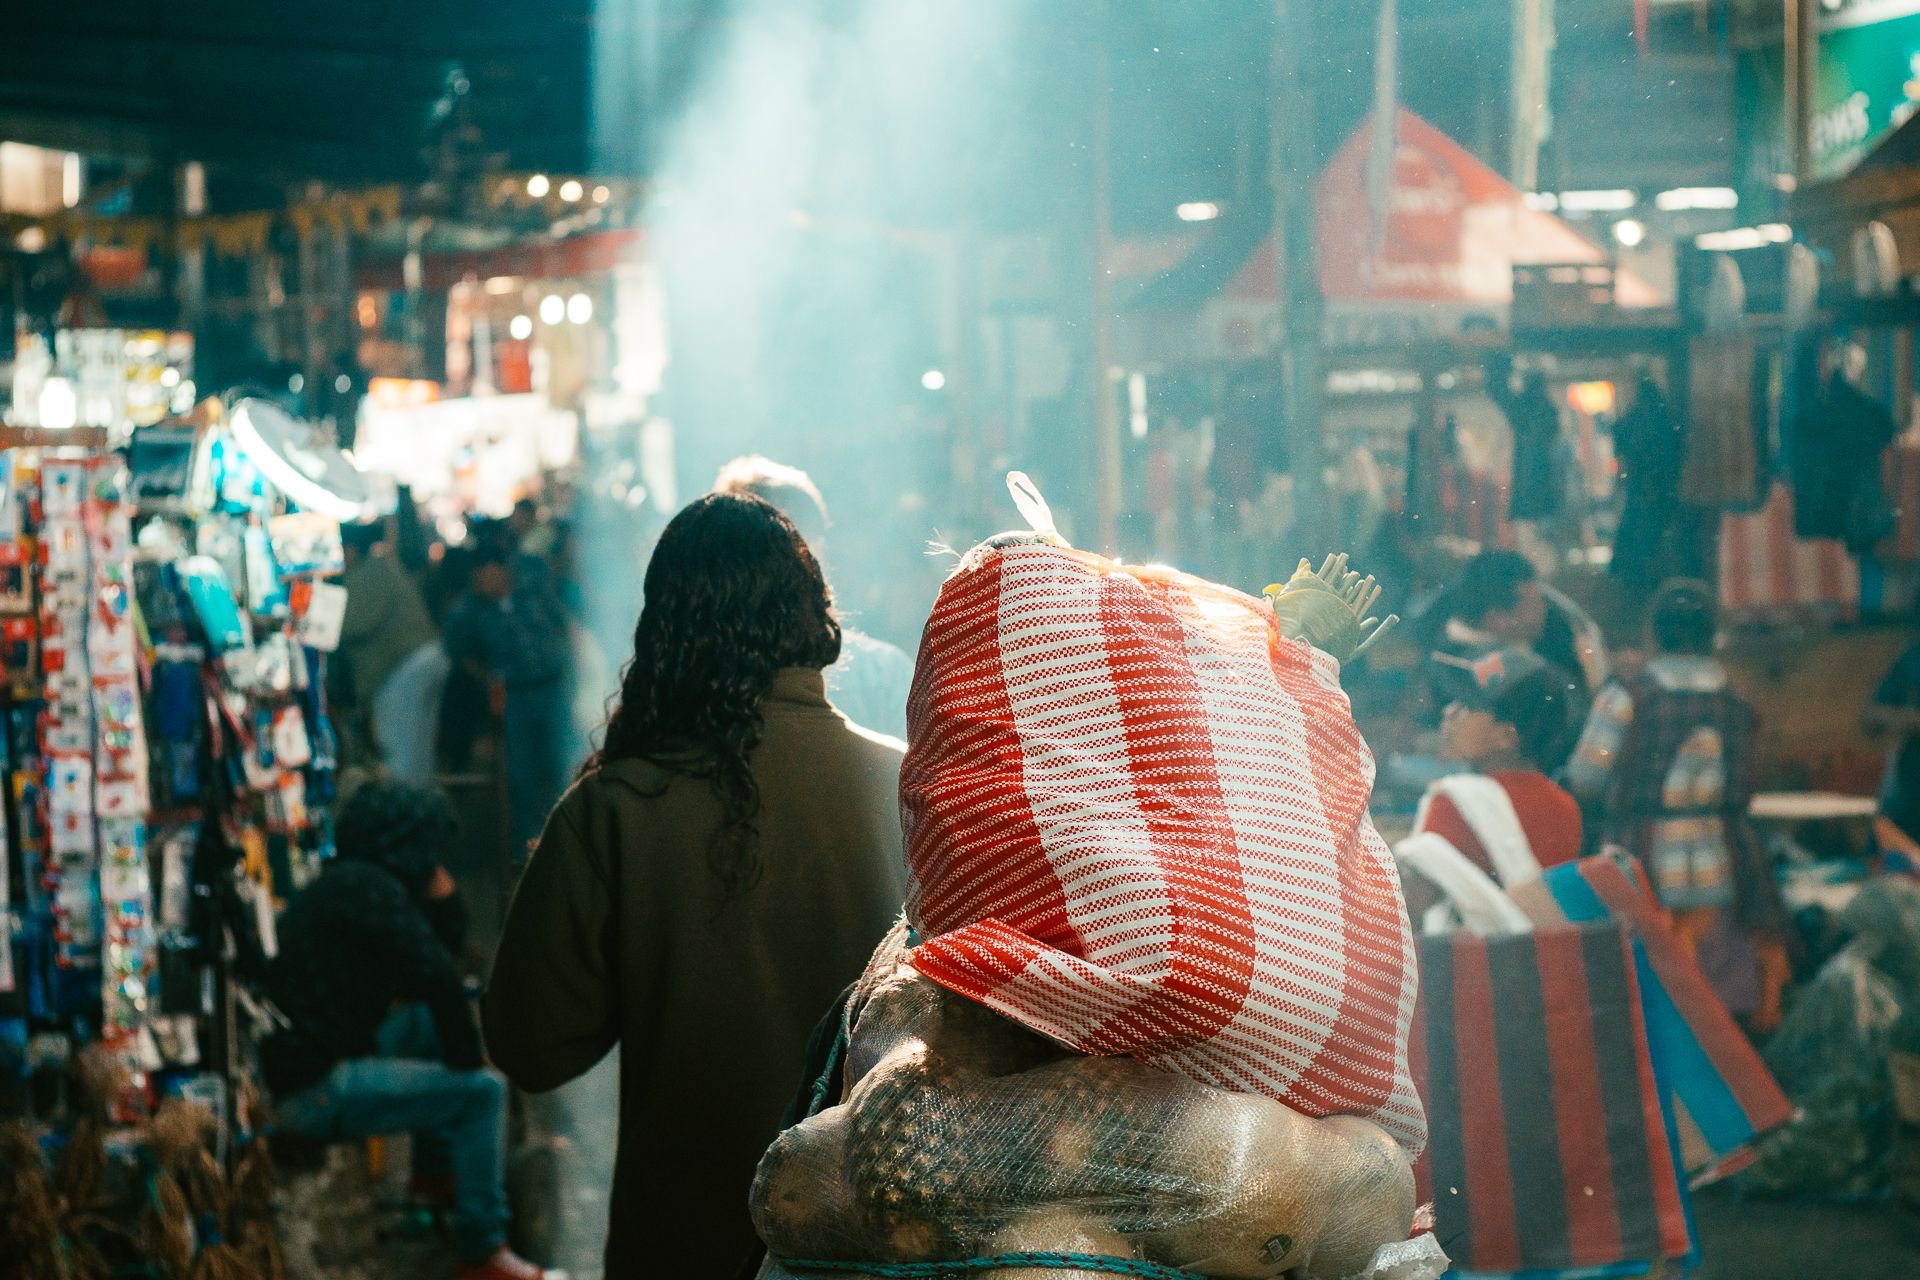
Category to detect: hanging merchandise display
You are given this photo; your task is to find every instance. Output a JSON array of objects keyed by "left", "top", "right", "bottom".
[{"left": 0, "top": 367, "right": 360, "bottom": 1274}]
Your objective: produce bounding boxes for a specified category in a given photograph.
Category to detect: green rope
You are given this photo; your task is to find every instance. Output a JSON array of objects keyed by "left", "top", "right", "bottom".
[
  {"left": 779, "top": 1253, "right": 1213, "bottom": 1279},
  {"left": 805, "top": 1024, "right": 848, "bottom": 1119}
]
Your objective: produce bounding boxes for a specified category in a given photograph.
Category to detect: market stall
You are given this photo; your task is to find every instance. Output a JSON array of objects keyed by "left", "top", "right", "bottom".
[
  {"left": 0, "top": 344, "right": 372, "bottom": 1275},
  {"left": 1113, "top": 109, "right": 1677, "bottom": 569},
  {"left": 1702, "top": 111, "right": 1920, "bottom": 625}
]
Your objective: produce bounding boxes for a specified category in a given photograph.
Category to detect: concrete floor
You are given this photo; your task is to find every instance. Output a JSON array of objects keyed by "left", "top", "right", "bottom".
[{"left": 1691, "top": 1186, "right": 1919, "bottom": 1280}]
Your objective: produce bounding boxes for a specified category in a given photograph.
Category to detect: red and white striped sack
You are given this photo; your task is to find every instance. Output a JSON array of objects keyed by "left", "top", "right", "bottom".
[{"left": 900, "top": 541, "right": 1428, "bottom": 1154}]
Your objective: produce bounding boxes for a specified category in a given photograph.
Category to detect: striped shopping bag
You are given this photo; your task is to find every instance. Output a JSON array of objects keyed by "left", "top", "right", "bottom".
[
  {"left": 1719, "top": 483, "right": 1860, "bottom": 620},
  {"left": 1880, "top": 444, "right": 1920, "bottom": 564},
  {"left": 1414, "top": 924, "right": 1693, "bottom": 1273},
  {"left": 1511, "top": 855, "right": 1794, "bottom": 1184}
]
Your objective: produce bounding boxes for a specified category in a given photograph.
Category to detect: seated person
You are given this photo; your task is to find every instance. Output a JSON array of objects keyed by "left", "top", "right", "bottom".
[
  {"left": 1423, "top": 549, "right": 1602, "bottom": 761},
  {"left": 261, "top": 781, "right": 560, "bottom": 1280},
  {"left": 1399, "top": 649, "right": 1584, "bottom": 931}
]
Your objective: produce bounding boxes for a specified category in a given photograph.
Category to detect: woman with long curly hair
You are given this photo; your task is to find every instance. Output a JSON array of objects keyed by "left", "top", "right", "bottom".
[{"left": 483, "top": 493, "right": 906, "bottom": 1277}]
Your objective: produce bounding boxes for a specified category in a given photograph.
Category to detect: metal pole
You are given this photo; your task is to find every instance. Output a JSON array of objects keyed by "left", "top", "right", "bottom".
[
  {"left": 1508, "top": 0, "right": 1556, "bottom": 191},
  {"left": 1785, "top": 0, "right": 1816, "bottom": 185},
  {"left": 1271, "top": 0, "right": 1326, "bottom": 552}
]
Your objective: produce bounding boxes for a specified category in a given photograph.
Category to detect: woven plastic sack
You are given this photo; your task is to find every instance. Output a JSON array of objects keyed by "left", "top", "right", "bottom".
[
  {"left": 899, "top": 541, "right": 1425, "bottom": 1153},
  {"left": 752, "top": 928, "right": 1422, "bottom": 1279}
]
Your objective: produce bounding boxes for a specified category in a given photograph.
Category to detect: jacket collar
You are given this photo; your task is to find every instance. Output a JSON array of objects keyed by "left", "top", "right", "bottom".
[{"left": 769, "top": 667, "right": 830, "bottom": 707}]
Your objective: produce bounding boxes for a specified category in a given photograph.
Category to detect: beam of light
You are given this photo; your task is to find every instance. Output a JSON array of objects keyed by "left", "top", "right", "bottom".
[
  {"left": 546, "top": 3, "right": 1017, "bottom": 1264},
  {"left": 1176, "top": 200, "right": 1221, "bottom": 222}
]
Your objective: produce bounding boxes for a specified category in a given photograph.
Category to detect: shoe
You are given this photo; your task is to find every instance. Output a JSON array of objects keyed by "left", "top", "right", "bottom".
[{"left": 453, "top": 1246, "right": 568, "bottom": 1280}]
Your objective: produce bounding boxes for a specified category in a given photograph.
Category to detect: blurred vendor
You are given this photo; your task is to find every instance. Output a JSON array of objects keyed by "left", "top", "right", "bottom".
[
  {"left": 1428, "top": 550, "right": 1604, "bottom": 756},
  {"left": 263, "top": 781, "right": 560, "bottom": 1280}
]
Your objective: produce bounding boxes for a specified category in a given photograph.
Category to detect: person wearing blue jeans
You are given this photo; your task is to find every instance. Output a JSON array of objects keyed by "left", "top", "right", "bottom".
[
  {"left": 262, "top": 780, "right": 560, "bottom": 1280},
  {"left": 274, "top": 1006, "right": 507, "bottom": 1259}
]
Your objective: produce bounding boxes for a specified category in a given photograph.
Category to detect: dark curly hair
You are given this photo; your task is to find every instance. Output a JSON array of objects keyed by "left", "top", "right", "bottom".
[{"left": 595, "top": 493, "right": 842, "bottom": 896}]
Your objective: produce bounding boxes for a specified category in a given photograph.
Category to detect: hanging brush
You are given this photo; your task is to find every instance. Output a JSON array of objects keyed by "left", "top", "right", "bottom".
[{"left": 1264, "top": 553, "right": 1400, "bottom": 665}]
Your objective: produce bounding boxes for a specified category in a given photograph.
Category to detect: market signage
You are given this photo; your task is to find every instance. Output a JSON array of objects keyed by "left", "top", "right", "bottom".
[
  {"left": 1739, "top": 2, "right": 1920, "bottom": 183},
  {"left": 1812, "top": 6, "right": 1920, "bottom": 177}
]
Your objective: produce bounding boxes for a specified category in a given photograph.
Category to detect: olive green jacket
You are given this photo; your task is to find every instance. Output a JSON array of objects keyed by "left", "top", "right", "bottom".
[{"left": 484, "top": 668, "right": 906, "bottom": 1276}]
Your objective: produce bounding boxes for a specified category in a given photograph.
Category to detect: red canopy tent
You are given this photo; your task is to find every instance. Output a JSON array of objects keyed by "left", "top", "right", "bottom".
[{"left": 1117, "top": 109, "right": 1660, "bottom": 362}]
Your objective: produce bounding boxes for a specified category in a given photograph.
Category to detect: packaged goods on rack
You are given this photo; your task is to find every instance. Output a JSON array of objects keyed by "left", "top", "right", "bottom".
[{"left": 0, "top": 373, "right": 362, "bottom": 1274}]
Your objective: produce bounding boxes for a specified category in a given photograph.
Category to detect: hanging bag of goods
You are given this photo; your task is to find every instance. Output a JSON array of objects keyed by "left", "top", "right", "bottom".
[{"left": 898, "top": 483, "right": 1425, "bottom": 1156}]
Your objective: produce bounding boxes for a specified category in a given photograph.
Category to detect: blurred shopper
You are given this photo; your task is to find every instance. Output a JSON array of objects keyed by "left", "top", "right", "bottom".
[
  {"left": 443, "top": 543, "right": 573, "bottom": 854},
  {"left": 713, "top": 455, "right": 912, "bottom": 740},
  {"left": 484, "top": 493, "right": 907, "bottom": 1277},
  {"left": 264, "top": 782, "right": 558, "bottom": 1280},
  {"left": 509, "top": 497, "right": 541, "bottom": 550},
  {"left": 1492, "top": 366, "right": 1565, "bottom": 524},
  {"left": 1610, "top": 374, "right": 1688, "bottom": 589},
  {"left": 340, "top": 521, "right": 446, "bottom": 784},
  {"left": 1398, "top": 650, "right": 1584, "bottom": 931},
  {"left": 1427, "top": 549, "right": 1604, "bottom": 753},
  {"left": 1565, "top": 580, "right": 1789, "bottom": 1029}
]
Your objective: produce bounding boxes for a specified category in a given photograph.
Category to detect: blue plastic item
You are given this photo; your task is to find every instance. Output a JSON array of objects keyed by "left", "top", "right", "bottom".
[{"left": 179, "top": 556, "right": 248, "bottom": 653}]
